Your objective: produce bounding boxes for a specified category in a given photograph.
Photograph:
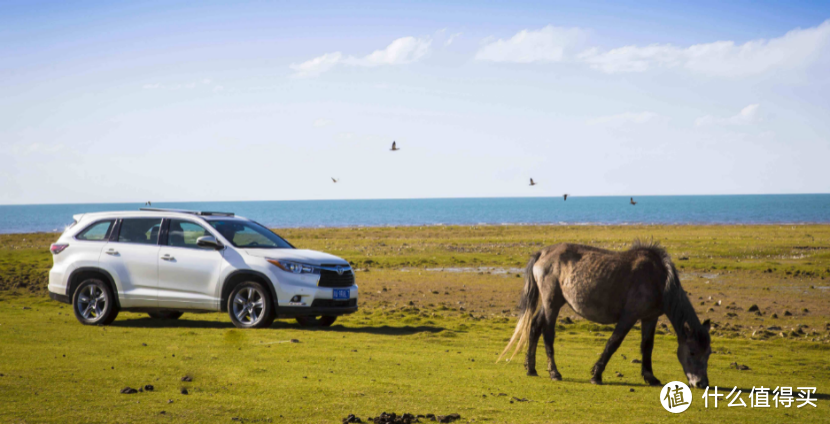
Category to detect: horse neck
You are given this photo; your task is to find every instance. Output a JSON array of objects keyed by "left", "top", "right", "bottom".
[{"left": 663, "top": 272, "right": 700, "bottom": 339}]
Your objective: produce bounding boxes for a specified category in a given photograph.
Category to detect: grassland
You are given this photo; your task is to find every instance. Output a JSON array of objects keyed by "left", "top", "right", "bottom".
[{"left": 1, "top": 225, "right": 830, "bottom": 423}]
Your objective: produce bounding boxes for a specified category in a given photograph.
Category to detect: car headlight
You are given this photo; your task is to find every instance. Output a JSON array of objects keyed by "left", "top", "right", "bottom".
[{"left": 267, "top": 259, "right": 316, "bottom": 274}]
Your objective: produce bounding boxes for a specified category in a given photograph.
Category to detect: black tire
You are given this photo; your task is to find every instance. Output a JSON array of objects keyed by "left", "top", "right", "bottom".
[
  {"left": 227, "top": 281, "right": 275, "bottom": 329},
  {"left": 72, "top": 278, "right": 119, "bottom": 326},
  {"left": 148, "top": 311, "right": 184, "bottom": 320},
  {"left": 296, "top": 315, "right": 337, "bottom": 327}
]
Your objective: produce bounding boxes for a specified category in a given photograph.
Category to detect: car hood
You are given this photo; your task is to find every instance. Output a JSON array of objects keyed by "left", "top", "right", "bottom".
[{"left": 243, "top": 248, "right": 349, "bottom": 266}]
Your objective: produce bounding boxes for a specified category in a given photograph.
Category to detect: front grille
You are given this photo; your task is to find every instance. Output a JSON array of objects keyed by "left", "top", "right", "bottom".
[
  {"left": 311, "top": 299, "right": 357, "bottom": 308},
  {"left": 318, "top": 265, "right": 355, "bottom": 287}
]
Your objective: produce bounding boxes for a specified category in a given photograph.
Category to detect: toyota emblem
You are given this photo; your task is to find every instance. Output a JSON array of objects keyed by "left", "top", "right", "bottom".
[{"left": 336, "top": 266, "right": 345, "bottom": 276}]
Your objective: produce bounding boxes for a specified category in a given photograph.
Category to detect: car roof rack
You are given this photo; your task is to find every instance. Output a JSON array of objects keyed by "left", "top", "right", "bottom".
[{"left": 139, "top": 208, "right": 235, "bottom": 217}]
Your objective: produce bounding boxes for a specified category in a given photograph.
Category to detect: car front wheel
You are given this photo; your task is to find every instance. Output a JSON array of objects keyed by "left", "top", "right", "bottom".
[
  {"left": 73, "top": 279, "right": 119, "bottom": 326},
  {"left": 228, "top": 282, "right": 275, "bottom": 329}
]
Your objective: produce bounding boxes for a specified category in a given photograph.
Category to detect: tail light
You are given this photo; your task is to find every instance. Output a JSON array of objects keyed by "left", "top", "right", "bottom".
[{"left": 50, "top": 244, "right": 69, "bottom": 254}]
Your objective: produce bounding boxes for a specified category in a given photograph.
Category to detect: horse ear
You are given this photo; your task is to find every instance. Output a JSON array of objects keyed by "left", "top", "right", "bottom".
[{"left": 702, "top": 319, "right": 711, "bottom": 332}]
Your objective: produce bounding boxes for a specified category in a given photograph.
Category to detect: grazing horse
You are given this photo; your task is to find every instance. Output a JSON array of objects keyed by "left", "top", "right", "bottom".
[{"left": 499, "top": 240, "right": 711, "bottom": 388}]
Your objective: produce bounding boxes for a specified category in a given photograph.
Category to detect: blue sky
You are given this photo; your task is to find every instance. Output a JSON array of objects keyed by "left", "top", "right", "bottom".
[{"left": 1, "top": 0, "right": 829, "bottom": 204}]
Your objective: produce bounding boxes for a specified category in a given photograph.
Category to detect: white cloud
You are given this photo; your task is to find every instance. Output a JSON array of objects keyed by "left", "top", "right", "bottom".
[
  {"left": 313, "top": 118, "right": 333, "bottom": 128},
  {"left": 349, "top": 36, "right": 430, "bottom": 66},
  {"left": 475, "top": 25, "right": 587, "bottom": 63},
  {"left": 579, "top": 20, "right": 830, "bottom": 76},
  {"left": 291, "top": 37, "right": 430, "bottom": 77},
  {"left": 445, "top": 32, "right": 462, "bottom": 46},
  {"left": 587, "top": 112, "right": 659, "bottom": 126},
  {"left": 696, "top": 104, "right": 761, "bottom": 127},
  {"left": 290, "top": 52, "right": 343, "bottom": 78}
]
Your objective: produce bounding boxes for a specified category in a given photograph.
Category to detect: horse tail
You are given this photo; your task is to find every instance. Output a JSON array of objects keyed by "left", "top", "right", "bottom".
[{"left": 498, "top": 251, "right": 542, "bottom": 362}]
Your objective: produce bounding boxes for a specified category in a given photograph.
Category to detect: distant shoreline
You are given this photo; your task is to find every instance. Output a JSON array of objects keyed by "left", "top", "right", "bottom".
[
  {"left": 3, "top": 222, "right": 830, "bottom": 236},
  {"left": 1, "top": 195, "right": 829, "bottom": 234}
]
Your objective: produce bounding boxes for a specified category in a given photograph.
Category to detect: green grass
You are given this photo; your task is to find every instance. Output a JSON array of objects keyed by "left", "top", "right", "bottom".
[
  {"left": 0, "top": 293, "right": 828, "bottom": 423},
  {"left": 3, "top": 224, "right": 830, "bottom": 292},
  {"left": 2, "top": 225, "right": 830, "bottom": 423}
]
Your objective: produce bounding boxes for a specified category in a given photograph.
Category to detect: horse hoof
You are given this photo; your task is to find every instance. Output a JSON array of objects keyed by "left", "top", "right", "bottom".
[
  {"left": 550, "top": 372, "right": 562, "bottom": 381},
  {"left": 527, "top": 371, "right": 539, "bottom": 377},
  {"left": 646, "top": 378, "right": 662, "bottom": 387},
  {"left": 590, "top": 378, "right": 602, "bottom": 385}
]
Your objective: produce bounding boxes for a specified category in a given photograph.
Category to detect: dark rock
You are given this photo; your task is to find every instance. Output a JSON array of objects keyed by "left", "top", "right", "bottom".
[
  {"left": 771, "top": 313, "right": 779, "bottom": 319},
  {"left": 629, "top": 388, "right": 635, "bottom": 392},
  {"left": 631, "top": 359, "right": 641, "bottom": 364},
  {"left": 747, "top": 304, "right": 759, "bottom": 312},
  {"left": 168, "top": 399, "right": 174, "bottom": 404},
  {"left": 180, "top": 388, "right": 189, "bottom": 395},
  {"left": 342, "top": 414, "right": 363, "bottom": 423},
  {"left": 784, "top": 310, "right": 792, "bottom": 316},
  {"left": 120, "top": 387, "right": 138, "bottom": 394},
  {"left": 615, "top": 372, "right": 623, "bottom": 377},
  {"left": 144, "top": 385, "right": 154, "bottom": 391},
  {"left": 181, "top": 376, "right": 192, "bottom": 382},
  {"left": 438, "top": 413, "right": 460, "bottom": 423},
  {"left": 512, "top": 397, "right": 530, "bottom": 402},
  {"left": 290, "top": 339, "right": 300, "bottom": 343}
]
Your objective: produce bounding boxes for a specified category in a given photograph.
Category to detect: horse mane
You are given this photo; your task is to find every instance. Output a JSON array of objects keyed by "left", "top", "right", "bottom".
[{"left": 629, "top": 239, "right": 706, "bottom": 343}]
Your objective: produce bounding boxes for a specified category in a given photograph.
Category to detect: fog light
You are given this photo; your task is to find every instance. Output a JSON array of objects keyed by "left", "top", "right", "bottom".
[{"left": 290, "top": 295, "right": 301, "bottom": 302}]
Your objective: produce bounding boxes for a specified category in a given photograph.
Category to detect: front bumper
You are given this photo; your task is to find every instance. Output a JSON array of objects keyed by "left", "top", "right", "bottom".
[{"left": 277, "top": 298, "right": 358, "bottom": 318}]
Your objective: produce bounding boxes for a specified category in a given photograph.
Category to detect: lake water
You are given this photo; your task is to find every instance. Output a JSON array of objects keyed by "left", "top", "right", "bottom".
[{"left": 0, "top": 194, "right": 828, "bottom": 234}]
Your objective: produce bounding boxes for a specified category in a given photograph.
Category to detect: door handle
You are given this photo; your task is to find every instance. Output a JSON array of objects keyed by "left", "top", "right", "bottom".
[
  {"left": 105, "top": 249, "right": 118, "bottom": 255},
  {"left": 161, "top": 254, "right": 174, "bottom": 261}
]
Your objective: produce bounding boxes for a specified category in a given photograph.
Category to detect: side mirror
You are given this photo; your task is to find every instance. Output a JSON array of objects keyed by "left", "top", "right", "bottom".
[{"left": 196, "top": 236, "right": 223, "bottom": 250}]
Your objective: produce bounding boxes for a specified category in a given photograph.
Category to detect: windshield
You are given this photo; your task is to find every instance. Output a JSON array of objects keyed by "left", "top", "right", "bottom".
[{"left": 208, "top": 220, "right": 293, "bottom": 249}]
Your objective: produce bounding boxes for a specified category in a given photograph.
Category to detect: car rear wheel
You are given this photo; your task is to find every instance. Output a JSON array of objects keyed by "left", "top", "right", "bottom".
[
  {"left": 296, "top": 315, "right": 337, "bottom": 327},
  {"left": 73, "top": 279, "right": 119, "bottom": 326},
  {"left": 148, "top": 311, "right": 184, "bottom": 320},
  {"left": 228, "top": 282, "right": 275, "bottom": 329}
]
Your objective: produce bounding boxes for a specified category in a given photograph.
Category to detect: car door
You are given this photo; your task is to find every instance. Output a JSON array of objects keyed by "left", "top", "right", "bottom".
[
  {"left": 157, "top": 219, "right": 225, "bottom": 310},
  {"left": 98, "top": 217, "right": 162, "bottom": 308}
]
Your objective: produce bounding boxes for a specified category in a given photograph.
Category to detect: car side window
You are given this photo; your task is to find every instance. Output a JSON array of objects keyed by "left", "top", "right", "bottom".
[
  {"left": 76, "top": 220, "right": 114, "bottom": 241},
  {"left": 168, "top": 220, "right": 212, "bottom": 249},
  {"left": 117, "top": 218, "right": 162, "bottom": 245}
]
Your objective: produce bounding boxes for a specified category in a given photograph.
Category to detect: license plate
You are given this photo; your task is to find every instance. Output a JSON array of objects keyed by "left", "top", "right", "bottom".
[{"left": 332, "top": 289, "right": 350, "bottom": 300}]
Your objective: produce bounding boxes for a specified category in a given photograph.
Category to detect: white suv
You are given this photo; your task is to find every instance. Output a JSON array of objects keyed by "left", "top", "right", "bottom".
[{"left": 47, "top": 208, "right": 358, "bottom": 328}]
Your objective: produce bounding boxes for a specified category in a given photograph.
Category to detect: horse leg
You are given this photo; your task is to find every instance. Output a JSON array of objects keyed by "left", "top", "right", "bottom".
[
  {"left": 640, "top": 317, "right": 662, "bottom": 386},
  {"left": 543, "top": 298, "right": 565, "bottom": 380},
  {"left": 525, "top": 312, "right": 545, "bottom": 376},
  {"left": 590, "top": 315, "right": 637, "bottom": 385}
]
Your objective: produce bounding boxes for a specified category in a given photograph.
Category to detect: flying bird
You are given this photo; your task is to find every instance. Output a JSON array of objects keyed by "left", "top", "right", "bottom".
[
  {"left": 331, "top": 178, "right": 339, "bottom": 183},
  {"left": 529, "top": 178, "right": 537, "bottom": 186},
  {"left": 390, "top": 141, "right": 400, "bottom": 151},
  {"left": 563, "top": 194, "right": 568, "bottom": 201},
  {"left": 630, "top": 197, "right": 637, "bottom": 206}
]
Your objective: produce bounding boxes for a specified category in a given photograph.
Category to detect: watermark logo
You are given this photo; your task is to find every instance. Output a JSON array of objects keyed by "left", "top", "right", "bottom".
[{"left": 661, "top": 381, "right": 692, "bottom": 413}]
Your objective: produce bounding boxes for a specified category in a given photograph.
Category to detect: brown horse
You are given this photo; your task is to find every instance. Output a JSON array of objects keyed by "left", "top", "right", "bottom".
[{"left": 499, "top": 240, "right": 711, "bottom": 388}]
